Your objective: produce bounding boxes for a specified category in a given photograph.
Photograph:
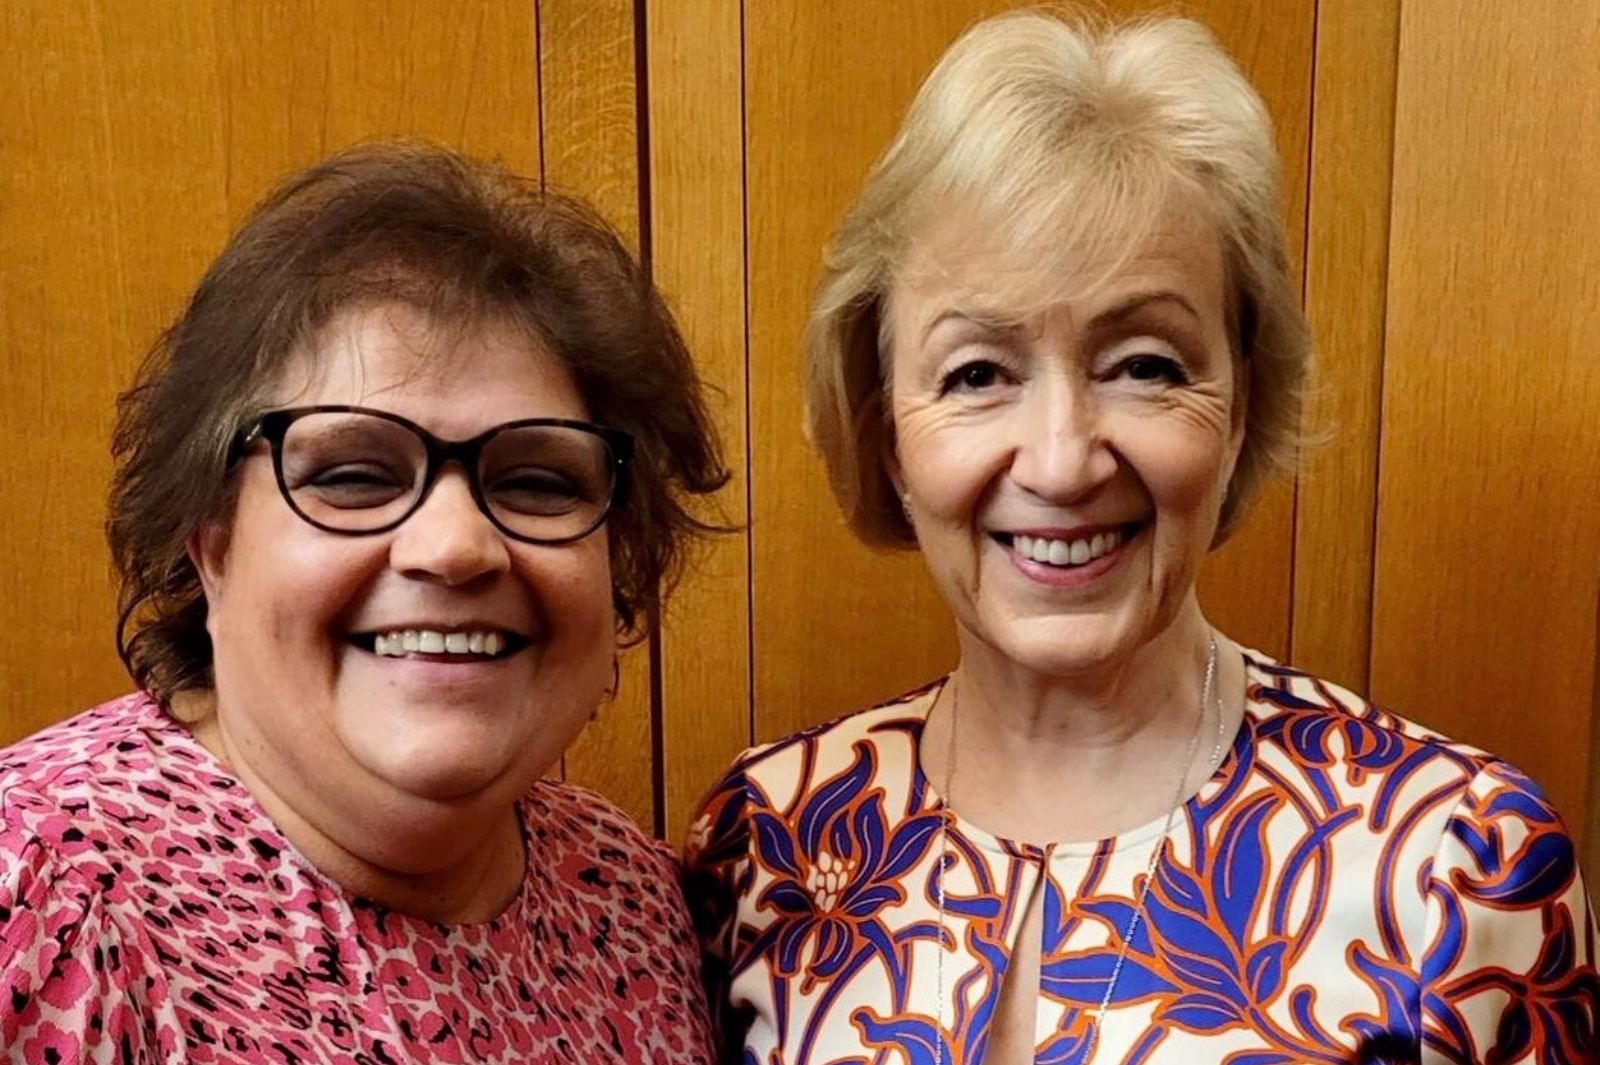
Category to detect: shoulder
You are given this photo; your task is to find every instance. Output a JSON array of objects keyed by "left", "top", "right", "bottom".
[
  {"left": 0, "top": 692, "right": 165, "bottom": 795},
  {"left": 1243, "top": 652, "right": 1495, "bottom": 783},
  {"left": 684, "top": 679, "right": 943, "bottom": 881},
  {"left": 707, "top": 679, "right": 943, "bottom": 815},
  {"left": 0, "top": 698, "right": 184, "bottom": 1054},
  {"left": 0, "top": 692, "right": 270, "bottom": 911},
  {"left": 1238, "top": 652, "right": 1582, "bottom": 872},
  {"left": 0, "top": 693, "right": 183, "bottom": 855},
  {"left": 522, "top": 778, "right": 675, "bottom": 883}
]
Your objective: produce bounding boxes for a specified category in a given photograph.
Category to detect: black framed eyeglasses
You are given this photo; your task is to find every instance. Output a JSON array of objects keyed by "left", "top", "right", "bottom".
[{"left": 238, "top": 405, "right": 633, "bottom": 545}]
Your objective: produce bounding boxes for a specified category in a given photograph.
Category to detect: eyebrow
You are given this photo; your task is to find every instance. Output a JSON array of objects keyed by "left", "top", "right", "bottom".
[
  {"left": 1088, "top": 291, "right": 1204, "bottom": 329},
  {"left": 919, "top": 290, "right": 1203, "bottom": 346},
  {"left": 918, "top": 308, "right": 1022, "bottom": 346}
]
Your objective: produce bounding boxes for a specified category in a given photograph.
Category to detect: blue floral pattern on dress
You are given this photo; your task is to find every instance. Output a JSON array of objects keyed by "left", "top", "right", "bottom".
[{"left": 686, "top": 656, "right": 1599, "bottom": 1064}]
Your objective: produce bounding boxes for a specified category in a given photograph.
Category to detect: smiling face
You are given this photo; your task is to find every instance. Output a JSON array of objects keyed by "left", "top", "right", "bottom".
[
  {"left": 192, "top": 302, "right": 614, "bottom": 842},
  {"left": 885, "top": 207, "right": 1243, "bottom": 679}
]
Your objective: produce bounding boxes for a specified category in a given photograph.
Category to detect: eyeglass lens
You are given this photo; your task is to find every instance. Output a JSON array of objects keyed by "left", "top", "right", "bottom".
[{"left": 275, "top": 411, "right": 615, "bottom": 541}]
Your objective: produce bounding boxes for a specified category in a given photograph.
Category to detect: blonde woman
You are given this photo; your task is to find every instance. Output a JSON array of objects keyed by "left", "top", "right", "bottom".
[{"left": 687, "top": 11, "right": 1596, "bottom": 1064}]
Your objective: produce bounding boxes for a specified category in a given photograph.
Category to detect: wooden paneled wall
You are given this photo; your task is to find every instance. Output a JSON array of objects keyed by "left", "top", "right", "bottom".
[
  {"left": 0, "top": 0, "right": 543, "bottom": 757},
  {"left": 1372, "top": 1, "right": 1600, "bottom": 852},
  {"left": 3, "top": 2, "right": 1596, "bottom": 859}
]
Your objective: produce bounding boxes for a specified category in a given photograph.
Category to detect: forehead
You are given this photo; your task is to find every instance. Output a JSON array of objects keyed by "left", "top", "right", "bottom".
[
  {"left": 273, "top": 302, "right": 588, "bottom": 428},
  {"left": 890, "top": 199, "right": 1228, "bottom": 329}
]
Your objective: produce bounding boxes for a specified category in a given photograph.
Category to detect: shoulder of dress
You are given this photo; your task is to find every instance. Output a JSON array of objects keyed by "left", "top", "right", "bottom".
[
  {"left": 521, "top": 779, "right": 661, "bottom": 860},
  {"left": 730, "top": 679, "right": 943, "bottom": 779},
  {"left": 0, "top": 693, "right": 233, "bottom": 880},
  {"left": 1242, "top": 651, "right": 1492, "bottom": 763},
  {"left": 0, "top": 692, "right": 164, "bottom": 790}
]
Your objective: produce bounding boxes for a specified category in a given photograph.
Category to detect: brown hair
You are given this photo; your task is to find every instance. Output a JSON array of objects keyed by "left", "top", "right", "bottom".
[
  {"left": 807, "top": 9, "right": 1310, "bottom": 547},
  {"left": 110, "top": 139, "right": 728, "bottom": 702}
]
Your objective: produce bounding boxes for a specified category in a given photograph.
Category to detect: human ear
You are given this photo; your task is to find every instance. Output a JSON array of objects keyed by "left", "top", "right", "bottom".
[{"left": 187, "top": 520, "right": 232, "bottom": 609}]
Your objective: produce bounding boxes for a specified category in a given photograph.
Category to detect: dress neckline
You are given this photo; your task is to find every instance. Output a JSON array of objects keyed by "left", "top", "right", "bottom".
[
  {"left": 132, "top": 692, "right": 537, "bottom": 932},
  {"left": 905, "top": 649, "right": 1264, "bottom": 859}
]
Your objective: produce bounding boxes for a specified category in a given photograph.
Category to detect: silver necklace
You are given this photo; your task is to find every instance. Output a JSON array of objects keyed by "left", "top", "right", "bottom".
[{"left": 929, "top": 635, "right": 1227, "bottom": 1065}]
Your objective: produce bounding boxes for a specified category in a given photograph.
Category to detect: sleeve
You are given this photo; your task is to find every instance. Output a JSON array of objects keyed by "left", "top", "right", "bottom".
[
  {"left": 1418, "top": 760, "right": 1600, "bottom": 1065},
  {"left": 642, "top": 838, "right": 719, "bottom": 1061},
  {"left": 0, "top": 820, "right": 179, "bottom": 1062},
  {"left": 680, "top": 760, "right": 757, "bottom": 1061}
]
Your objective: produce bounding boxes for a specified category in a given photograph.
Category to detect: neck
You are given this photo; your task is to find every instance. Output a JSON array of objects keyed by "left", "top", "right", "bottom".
[
  {"left": 177, "top": 692, "right": 526, "bottom": 923},
  {"left": 924, "top": 600, "right": 1242, "bottom": 844},
  {"left": 959, "top": 600, "right": 1216, "bottom": 753}
]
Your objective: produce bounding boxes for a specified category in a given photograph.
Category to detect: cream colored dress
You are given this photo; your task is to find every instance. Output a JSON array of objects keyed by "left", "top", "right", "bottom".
[{"left": 686, "top": 654, "right": 1596, "bottom": 1064}]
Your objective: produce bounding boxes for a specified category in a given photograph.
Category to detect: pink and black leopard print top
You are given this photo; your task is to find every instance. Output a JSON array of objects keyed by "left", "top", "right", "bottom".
[{"left": 0, "top": 693, "right": 713, "bottom": 1062}]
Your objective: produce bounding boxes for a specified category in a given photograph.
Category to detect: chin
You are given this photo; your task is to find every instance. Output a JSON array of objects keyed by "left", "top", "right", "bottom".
[
  {"left": 341, "top": 720, "right": 536, "bottom": 805},
  {"left": 369, "top": 753, "right": 513, "bottom": 803},
  {"left": 980, "top": 612, "right": 1141, "bottom": 676}
]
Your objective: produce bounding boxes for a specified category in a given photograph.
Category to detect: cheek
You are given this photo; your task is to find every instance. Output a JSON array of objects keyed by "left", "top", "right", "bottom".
[
  {"left": 210, "top": 517, "right": 381, "bottom": 660},
  {"left": 523, "top": 542, "right": 616, "bottom": 638},
  {"left": 1134, "top": 430, "right": 1236, "bottom": 530},
  {"left": 894, "top": 413, "right": 996, "bottom": 516}
]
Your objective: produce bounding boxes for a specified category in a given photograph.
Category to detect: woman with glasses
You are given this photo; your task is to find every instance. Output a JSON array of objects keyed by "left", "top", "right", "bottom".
[{"left": 0, "top": 142, "right": 721, "bottom": 1062}]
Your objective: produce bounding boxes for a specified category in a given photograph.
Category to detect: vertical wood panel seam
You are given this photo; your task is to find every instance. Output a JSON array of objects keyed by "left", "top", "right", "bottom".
[
  {"left": 1287, "top": 0, "right": 1322, "bottom": 663},
  {"left": 739, "top": 0, "right": 757, "bottom": 749},
  {"left": 532, "top": 0, "right": 546, "bottom": 186},
  {"left": 632, "top": 0, "right": 668, "bottom": 841},
  {"left": 1366, "top": 0, "right": 1404, "bottom": 696},
  {"left": 533, "top": 0, "right": 559, "bottom": 780}
]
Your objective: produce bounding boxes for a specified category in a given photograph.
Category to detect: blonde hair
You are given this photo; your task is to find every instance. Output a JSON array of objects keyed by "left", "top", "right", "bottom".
[{"left": 806, "top": 8, "right": 1310, "bottom": 546}]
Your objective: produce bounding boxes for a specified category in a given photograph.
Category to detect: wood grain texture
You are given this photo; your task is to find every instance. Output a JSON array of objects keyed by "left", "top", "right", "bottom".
[
  {"left": 1290, "top": 0, "right": 1401, "bottom": 691},
  {"left": 645, "top": 0, "right": 754, "bottom": 845},
  {"left": 1374, "top": 1, "right": 1600, "bottom": 834},
  {"left": 1190, "top": 0, "right": 1317, "bottom": 667},
  {"left": 536, "top": 0, "right": 657, "bottom": 833},
  {"left": 0, "top": 1, "right": 540, "bottom": 744},
  {"left": 742, "top": 0, "right": 1314, "bottom": 744}
]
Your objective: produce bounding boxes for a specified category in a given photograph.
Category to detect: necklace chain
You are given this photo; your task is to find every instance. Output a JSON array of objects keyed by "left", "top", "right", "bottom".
[{"left": 930, "top": 635, "right": 1227, "bottom": 1065}]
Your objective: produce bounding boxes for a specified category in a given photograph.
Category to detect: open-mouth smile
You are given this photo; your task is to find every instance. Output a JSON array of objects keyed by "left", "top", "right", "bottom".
[
  {"left": 995, "top": 522, "right": 1143, "bottom": 571},
  {"left": 348, "top": 627, "right": 529, "bottom": 660}
]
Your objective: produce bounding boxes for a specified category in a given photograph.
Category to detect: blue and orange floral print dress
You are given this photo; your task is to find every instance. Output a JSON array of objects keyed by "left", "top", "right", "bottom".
[{"left": 685, "top": 653, "right": 1598, "bottom": 1064}]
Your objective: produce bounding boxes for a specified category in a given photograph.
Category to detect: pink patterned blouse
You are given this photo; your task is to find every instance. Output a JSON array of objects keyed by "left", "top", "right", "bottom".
[
  {"left": 0, "top": 693, "right": 713, "bottom": 1063},
  {"left": 686, "top": 654, "right": 1598, "bottom": 1064}
]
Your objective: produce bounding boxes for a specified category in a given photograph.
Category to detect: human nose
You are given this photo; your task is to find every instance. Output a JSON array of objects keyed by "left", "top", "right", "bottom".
[
  {"left": 1006, "top": 377, "right": 1118, "bottom": 502},
  {"left": 388, "top": 467, "right": 511, "bottom": 585}
]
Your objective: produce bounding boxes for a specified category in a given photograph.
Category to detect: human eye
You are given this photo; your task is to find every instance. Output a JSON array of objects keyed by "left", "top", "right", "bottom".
[
  {"left": 938, "top": 358, "right": 1012, "bottom": 395},
  {"left": 486, "top": 466, "right": 593, "bottom": 516},
  {"left": 300, "top": 457, "right": 412, "bottom": 498},
  {"left": 1113, "top": 352, "right": 1191, "bottom": 386},
  {"left": 294, "top": 462, "right": 414, "bottom": 509}
]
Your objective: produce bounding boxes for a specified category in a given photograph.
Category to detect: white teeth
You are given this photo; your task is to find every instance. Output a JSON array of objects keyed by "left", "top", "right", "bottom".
[
  {"left": 1012, "top": 529, "right": 1123, "bottom": 569},
  {"left": 369, "top": 628, "right": 514, "bottom": 658}
]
